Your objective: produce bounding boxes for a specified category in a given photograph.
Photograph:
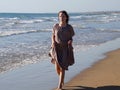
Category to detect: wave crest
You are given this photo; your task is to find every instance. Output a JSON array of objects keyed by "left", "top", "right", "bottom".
[{"left": 0, "top": 29, "right": 52, "bottom": 37}]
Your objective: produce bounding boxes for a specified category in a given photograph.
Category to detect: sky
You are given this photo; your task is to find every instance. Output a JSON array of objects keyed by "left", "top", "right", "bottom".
[{"left": 0, "top": 0, "right": 120, "bottom": 13}]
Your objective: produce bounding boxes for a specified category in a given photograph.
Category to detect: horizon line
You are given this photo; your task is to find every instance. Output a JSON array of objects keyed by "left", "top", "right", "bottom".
[{"left": 0, "top": 10, "right": 120, "bottom": 14}]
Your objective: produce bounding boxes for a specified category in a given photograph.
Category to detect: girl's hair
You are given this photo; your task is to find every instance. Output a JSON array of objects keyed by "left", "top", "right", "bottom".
[{"left": 58, "top": 10, "right": 69, "bottom": 24}]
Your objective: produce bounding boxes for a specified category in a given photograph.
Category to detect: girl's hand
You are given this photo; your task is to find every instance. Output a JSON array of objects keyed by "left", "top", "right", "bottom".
[
  {"left": 51, "top": 43, "right": 55, "bottom": 48},
  {"left": 68, "top": 40, "right": 72, "bottom": 45}
]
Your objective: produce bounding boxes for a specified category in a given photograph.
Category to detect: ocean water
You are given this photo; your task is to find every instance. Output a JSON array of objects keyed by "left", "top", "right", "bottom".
[{"left": 0, "top": 11, "right": 120, "bottom": 73}]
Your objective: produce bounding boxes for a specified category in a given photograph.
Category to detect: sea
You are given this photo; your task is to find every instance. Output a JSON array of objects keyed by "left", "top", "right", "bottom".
[{"left": 0, "top": 11, "right": 120, "bottom": 74}]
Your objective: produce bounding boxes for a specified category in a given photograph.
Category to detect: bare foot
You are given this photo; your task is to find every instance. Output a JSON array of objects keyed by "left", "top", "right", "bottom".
[{"left": 56, "top": 88, "right": 62, "bottom": 90}]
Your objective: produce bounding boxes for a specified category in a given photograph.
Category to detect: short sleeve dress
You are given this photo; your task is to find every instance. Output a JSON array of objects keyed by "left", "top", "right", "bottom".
[{"left": 52, "top": 23, "right": 75, "bottom": 70}]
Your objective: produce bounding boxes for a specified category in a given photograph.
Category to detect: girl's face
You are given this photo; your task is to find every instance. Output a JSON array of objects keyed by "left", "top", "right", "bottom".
[{"left": 58, "top": 12, "right": 67, "bottom": 23}]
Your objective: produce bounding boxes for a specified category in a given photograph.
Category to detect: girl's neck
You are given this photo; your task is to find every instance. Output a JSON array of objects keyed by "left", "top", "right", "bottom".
[{"left": 59, "top": 22, "right": 67, "bottom": 27}]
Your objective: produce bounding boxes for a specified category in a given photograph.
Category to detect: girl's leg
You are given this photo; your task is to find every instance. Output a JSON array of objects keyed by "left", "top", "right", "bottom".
[
  {"left": 58, "top": 69, "right": 65, "bottom": 89},
  {"left": 55, "top": 61, "right": 60, "bottom": 76}
]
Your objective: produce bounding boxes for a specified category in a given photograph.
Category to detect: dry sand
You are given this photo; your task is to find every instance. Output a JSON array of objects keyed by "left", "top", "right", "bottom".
[{"left": 63, "top": 49, "right": 120, "bottom": 90}]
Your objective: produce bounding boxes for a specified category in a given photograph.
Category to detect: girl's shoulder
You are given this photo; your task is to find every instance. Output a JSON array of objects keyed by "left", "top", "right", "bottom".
[
  {"left": 53, "top": 23, "right": 59, "bottom": 28},
  {"left": 66, "top": 24, "right": 73, "bottom": 30},
  {"left": 67, "top": 24, "right": 73, "bottom": 28},
  {"left": 53, "top": 23, "right": 59, "bottom": 32}
]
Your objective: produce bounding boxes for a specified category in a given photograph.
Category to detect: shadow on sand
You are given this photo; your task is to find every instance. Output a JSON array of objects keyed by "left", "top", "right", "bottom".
[{"left": 63, "top": 85, "right": 120, "bottom": 90}]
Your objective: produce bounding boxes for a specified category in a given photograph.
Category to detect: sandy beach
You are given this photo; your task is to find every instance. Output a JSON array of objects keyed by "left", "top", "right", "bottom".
[{"left": 63, "top": 49, "right": 120, "bottom": 90}]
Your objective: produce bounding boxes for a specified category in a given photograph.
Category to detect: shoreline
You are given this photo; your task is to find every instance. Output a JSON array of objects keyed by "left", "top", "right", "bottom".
[{"left": 63, "top": 49, "right": 120, "bottom": 90}]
